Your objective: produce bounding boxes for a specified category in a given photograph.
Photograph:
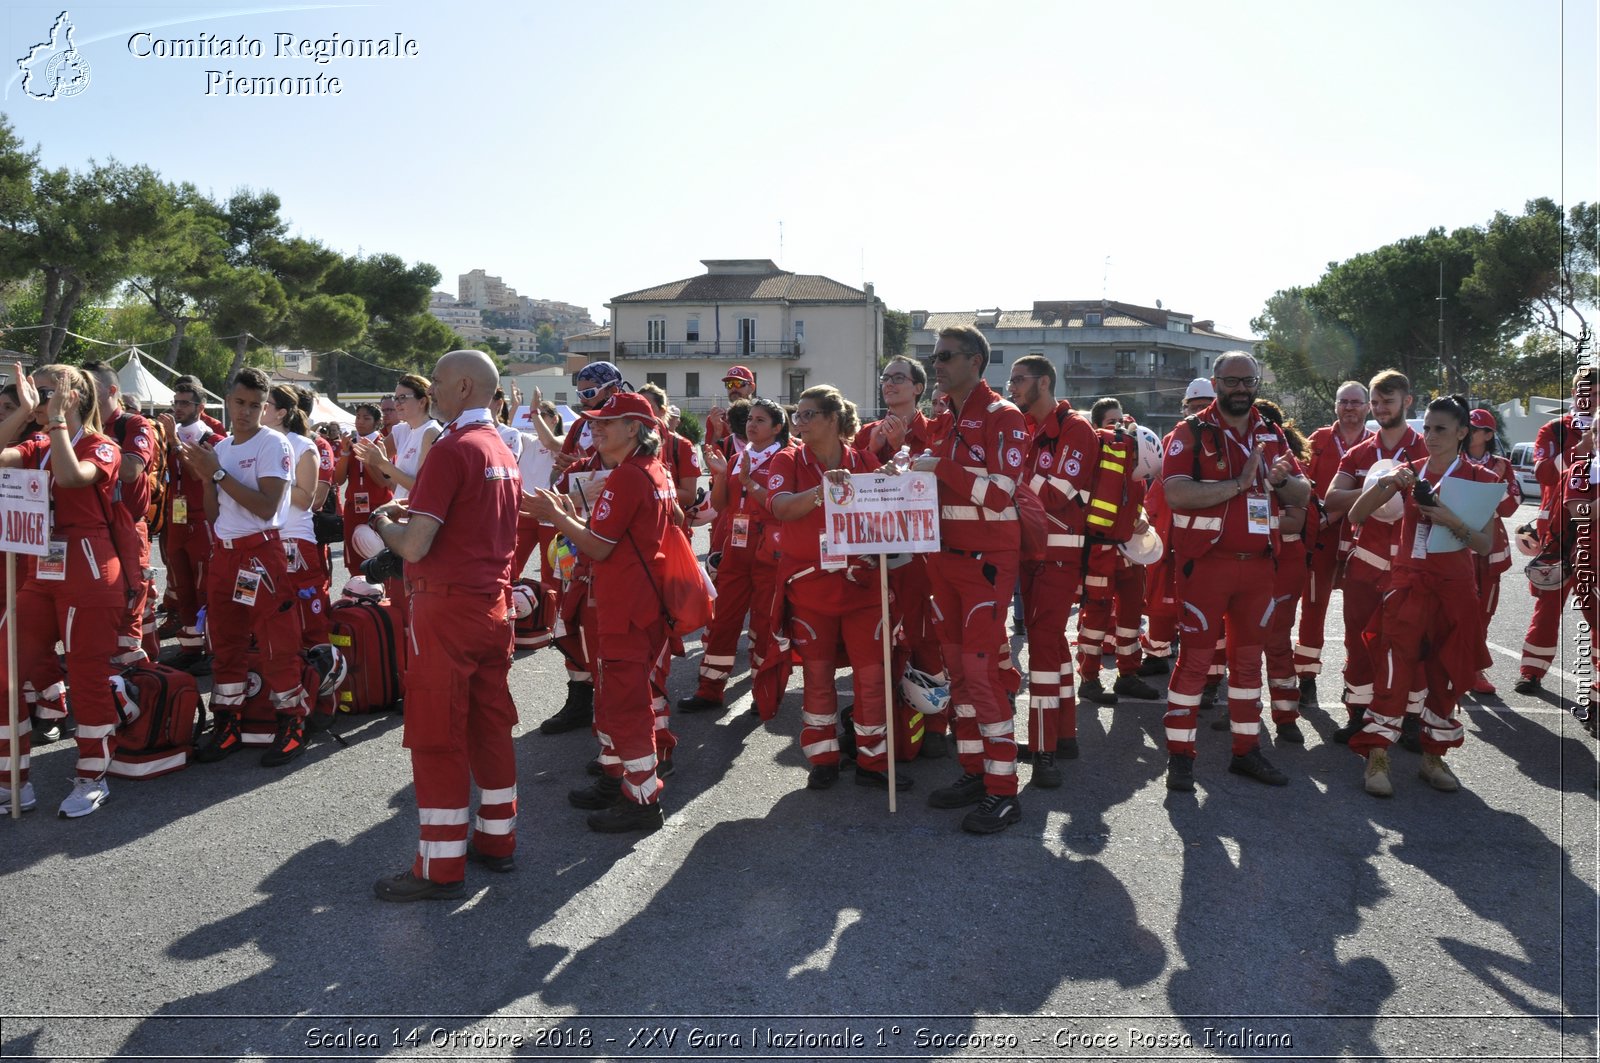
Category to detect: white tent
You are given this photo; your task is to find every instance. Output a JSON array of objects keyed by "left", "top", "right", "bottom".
[
  {"left": 311, "top": 394, "right": 355, "bottom": 429},
  {"left": 117, "top": 349, "right": 174, "bottom": 409}
]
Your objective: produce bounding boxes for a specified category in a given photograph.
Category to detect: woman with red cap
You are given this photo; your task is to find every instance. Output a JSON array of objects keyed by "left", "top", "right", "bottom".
[
  {"left": 1347, "top": 395, "right": 1499, "bottom": 797},
  {"left": 1462, "top": 408, "right": 1520, "bottom": 695},
  {"left": 766, "top": 386, "right": 906, "bottom": 792}
]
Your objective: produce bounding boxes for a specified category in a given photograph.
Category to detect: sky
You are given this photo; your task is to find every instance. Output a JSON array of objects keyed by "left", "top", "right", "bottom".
[{"left": 3, "top": 0, "right": 1596, "bottom": 341}]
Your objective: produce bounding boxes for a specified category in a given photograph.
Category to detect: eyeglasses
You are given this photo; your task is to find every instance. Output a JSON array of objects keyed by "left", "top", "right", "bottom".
[
  {"left": 171, "top": 398, "right": 196, "bottom": 407},
  {"left": 932, "top": 350, "right": 970, "bottom": 364},
  {"left": 1217, "top": 376, "right": 1258, "bottom": 389},
  {"left": 793, "top": 409, "right": 821, "bottom": 423},
  {"left": 880, "top": 372, "right": 912, "bottom": 385},
  {"left": 391, "top": 393, "right": 418, "bottom": 403},
  {"left": 1336, "top": 399, "right": 1367, "bottom": 407}
]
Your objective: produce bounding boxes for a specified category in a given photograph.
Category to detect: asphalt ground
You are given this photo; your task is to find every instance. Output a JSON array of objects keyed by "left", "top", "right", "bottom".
[{"left": 1, "top": 503, "right": 1596, "bottom": 1062}]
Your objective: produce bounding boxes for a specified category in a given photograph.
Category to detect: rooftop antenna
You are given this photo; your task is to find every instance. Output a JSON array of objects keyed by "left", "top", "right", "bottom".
[
  {"left": 1102, "top": 255, "right": 1112, "bottom": 303},
  {"left": 779, "top": 220, "right": 784, "bottom": 267}
]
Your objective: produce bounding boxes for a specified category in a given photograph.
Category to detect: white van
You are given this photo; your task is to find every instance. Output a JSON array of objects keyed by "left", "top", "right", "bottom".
[{"left": 1509, "top": 441, "right": 1539, "bottom": 501}]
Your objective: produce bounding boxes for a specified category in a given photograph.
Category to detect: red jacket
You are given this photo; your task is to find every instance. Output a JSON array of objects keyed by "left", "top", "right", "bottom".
[
  {"left": 1161, "top": 402, "right": 1302, "bottom": 561},
  {"left": 1021, "top": 400, "right": 1100, "bottom": 561},
  {"left": 1534, "top": 413, "right": 1587, "bottom": 536},
  {"left": 926, "top": 380, "right": 1026, "bottom": 553}
]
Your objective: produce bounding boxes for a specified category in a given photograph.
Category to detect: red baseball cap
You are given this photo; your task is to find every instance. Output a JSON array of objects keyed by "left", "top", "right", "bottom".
[
  {"left": 1469, "top": 408, "right": 1496, "bottom": 430},
  {"left": 722, "top": 366, "right": 755, "bottom": 385},
  {"left": 578, "top": 391, "right": 658, "bottom": 426}
]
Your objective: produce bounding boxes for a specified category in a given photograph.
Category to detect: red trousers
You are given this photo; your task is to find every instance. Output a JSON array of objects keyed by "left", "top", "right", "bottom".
[
  {"left": 1293, "top": 523, "right": 1343, "bottom": 677},
  {"left": 787, "top": 573, "right": 888, "bottom": 771},
  {"left": 1021, "top": 559, "right": 1082, "bottom": 751},
  {"left": 113, "top": 522, "right": 153, "bottom": 666},
  {"left": 1265, "top": 540, "right": 1309, "bottom": 726},
  {"left": 513, "top": 516, "right": 556, "bottom": 586},
  {"left": 595, "top": 616, "right": 670, "bottom": 805},
  {"left": 1163, "top": 554, "right": 1273, "bottom": 758},
  {"left": 1142, "top": 549, "right": 1179, "bottom": 659},
  {"left": 695, "top": 545, "right": 778, "bottom": 702},
  {"left": 891, "top": 556, "right": 946, "bottom": 735},
  {"left": 0, "top": 585, "right": 123, "bottom": 783},
  {"left": 164, "top": 519, "right": 213, "bottom": 651},
  {"left": 1351, "top": 579, "right": 1479, "bottom": 757},
  {"left": 1520, "top": 582, "right": 1570, "bottom": 680},
  {"left": 927, "top": 549, "right": 1019, "bottom": 797},
  {"left": 285, "top": 537, "right": 332, "bottom": 648},
  {"left": 1340, "top": 576, "right": 1383, "bottom": 715},
  {"left": 1078, "top": 547, "right": 1144, "bottom": 680},
  {"left": 206, "top": 534, "right": 306, "bottom": 718},
  {"left": 403, "top": 589, "right": 517, "bottom": 884}
]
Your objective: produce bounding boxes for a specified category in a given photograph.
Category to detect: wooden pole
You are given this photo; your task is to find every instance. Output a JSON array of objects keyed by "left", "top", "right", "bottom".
[
  {"left": 7, "top": 552, "right": 19, "bottom": 819},
  {"left": 880, "top": 555, "right": 897, "bottom": 813}
]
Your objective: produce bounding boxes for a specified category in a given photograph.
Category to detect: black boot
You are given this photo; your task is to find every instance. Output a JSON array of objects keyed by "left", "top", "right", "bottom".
[
  {"left": 568, "top": 774, "right": 622, "bottom": 809},
  {"left": 540, "top": 682, "right": 594, "bottom": 735},
  {"left": 1331, "top": 707, "right": 1364, "bottom": 745}
]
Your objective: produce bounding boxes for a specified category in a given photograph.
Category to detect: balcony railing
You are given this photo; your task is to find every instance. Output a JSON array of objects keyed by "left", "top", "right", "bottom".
[
  {"left": 618, "top": 340, "right": 801, "bottom": 360},
  {"left": 1071, "top": 364, "right": 1194, "bottom": 379}
]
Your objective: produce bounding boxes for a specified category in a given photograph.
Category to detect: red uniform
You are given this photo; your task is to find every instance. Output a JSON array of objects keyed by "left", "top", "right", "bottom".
[
  {"left": 0, "top": 432, "right": 126, "bottom": 785},
  {"left": 587, "top": 451, "right": 676, "bottom": 806},
  {"left": 1464, "top": 452, "right": 1519, "bottom": 635},
  {"left": 1334, "top": 428, "right": 1427, "bottom": 722},
  {"left": 105, "top": 408, "right": 158, "bottom": 665},
  {"left": 1077, "top": 479, "right": 1149, "bottom": 685},
  {"left": 767, "top": 444, "right": 891, "bottom": 771},
  {"left": 164, "top": 421, "right": 226, "bottom": 654},
  {"left": 924, "top": 381, "right": 1026, "bottom": 796},
  {"left": 1264, "top": 525, "right": 1311, "bottom": 728},
  {"left": 1161, "top": 403, "right": 1302, "bottom": 759},
  {"left": 1522, "top": 448, "right": 1597, "bottom": 685},
  {"left": 1141, "top": 454, "right": 1179, "bottom": 662},
  {"left": 1018, "top": 401, "right": 1098, "bottom": 753},
  {"left": 1521, "top": 414, "right": 1589, "bottom": 680},
  {"left": 692, "top": 442, "right": 788, "bottom": 711},
  {"left": 338, "top": 433, "right": 393, "bottom": 579},
  {"left": 1293, "top": 423, "right": 1371, "bottom": 678},
  {"left": 1349, "top": 457, "right": 1500, "bottom": 756},
  {"left": 401, "top": 415, "right": 520, "bottom": 884}
]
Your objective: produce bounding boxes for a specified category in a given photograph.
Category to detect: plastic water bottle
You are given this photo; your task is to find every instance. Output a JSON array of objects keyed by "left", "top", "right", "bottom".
[{"left": 893, "top": 444, "right": 911, "bottom": 472}]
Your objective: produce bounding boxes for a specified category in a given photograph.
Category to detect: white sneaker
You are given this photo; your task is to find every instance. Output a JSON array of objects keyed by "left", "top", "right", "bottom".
[
  {"left": 58, "top": 777, "right": 109, "bottom": 818},
  {"left": 0, "top": 780, "right": 38, "bottom": 812}
]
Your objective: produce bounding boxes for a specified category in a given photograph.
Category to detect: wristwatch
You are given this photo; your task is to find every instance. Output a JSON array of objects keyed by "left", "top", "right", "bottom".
[{"left": 211, "top": 468, "right": 227, "bottom": 483}]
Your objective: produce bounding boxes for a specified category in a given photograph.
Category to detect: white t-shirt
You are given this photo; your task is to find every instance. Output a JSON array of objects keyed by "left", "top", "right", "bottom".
[
  {"left": 517, "top": 431, "right": 558, "bottom": 510},
  {"left": 213, "top": 427, "right": 294, "bottom": 541},
  {"left": 390, "top": 419, "right": 440, "bottom": 501},
  {"left": 278, "top": 433, "right": 318, "bottom": 544},
  {"left": 496, "top": 422, "right": 524, "bottom": 460}
]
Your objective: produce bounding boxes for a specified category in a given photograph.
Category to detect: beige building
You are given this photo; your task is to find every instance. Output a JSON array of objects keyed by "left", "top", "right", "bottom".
[
  {"left": 605, "top": 259, "right": 885, "bottom": 413},
  {"left": 912, "top": 300, "right": 1254, "bottom": 434}
]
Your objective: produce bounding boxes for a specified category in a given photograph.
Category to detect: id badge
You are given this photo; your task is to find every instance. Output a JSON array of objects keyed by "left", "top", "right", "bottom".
[
  {"left": 284, "top": 539, "right": 304, "bottom": 573},
  {"left": 171, "top": 496, "right": 188, "bottom": 525},
  {"left": 232, "top": 568, "right": 262, "bottom": 607},
  {"left": 36, "top": 539, "right": 67, "bottom": 581},
  {"left": 1246, "top": 492, "right": 1271, "bottom": 536},
  {"left": 731, "top": 514, "right": 750, "bottom": 549},
  {"left": 354, "top": 492, "right": 370, "bottom": 514},
  {"left": 1411, "top": 521, "right": 1430, "bottom": 560},
  {"left": 820, "top": 532, "right": 848, "bottom": 572}
]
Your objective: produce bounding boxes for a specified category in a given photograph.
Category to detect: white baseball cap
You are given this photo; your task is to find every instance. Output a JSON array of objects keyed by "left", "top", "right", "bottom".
[{"left": 1184, "top": 378, "right": 1216, "bottom": 402}]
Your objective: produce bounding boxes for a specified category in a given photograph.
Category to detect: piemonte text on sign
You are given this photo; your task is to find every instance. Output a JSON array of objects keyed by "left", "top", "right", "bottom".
[{"left": 823, "top": 471, "right": 940, "bottom": 556}]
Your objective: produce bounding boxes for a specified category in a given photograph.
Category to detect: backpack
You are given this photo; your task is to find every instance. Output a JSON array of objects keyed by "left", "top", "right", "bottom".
[
  {"left": 328, "top": 597, "right": 407, "bottom": 714},
  {"left": 110, "top": 412, "right": 169, "bottom": 533},
  {"left": 108, "top": 663, "right": 201, "bottom": 779},
  {"left": 1083, "top": 424, "right": 1140, "bottom": 544}
]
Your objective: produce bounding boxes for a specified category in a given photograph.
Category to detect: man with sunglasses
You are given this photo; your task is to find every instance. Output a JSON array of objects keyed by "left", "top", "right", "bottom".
[
  {"left": 1293, "top": 381, "right": 1372, "bottom": 710},
  {"left": 703, "top": 365, "right": 757, "bottom": 453},
  {"left": 913, "top": 325, "right": 1029, "bottom": 833},
  {"left": 1160, "top": 352, "right": 1309, "bottom": 792}
]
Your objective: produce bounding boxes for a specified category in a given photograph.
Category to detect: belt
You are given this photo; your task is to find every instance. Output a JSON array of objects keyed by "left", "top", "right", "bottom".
[
  {"left": 215, "top": 529, "right": 279, "bottom": 551},
  {"left": 1281, "top": 534, "right": 1302, "bottom": 543},
  {"left": 1222, "top": 549, "right": 1272, "bottom": 560},
  {"left": 945, "top": 547, "right": 984, "bottom": 559},
  {"left": 409, "top": 578, "right": 507, "bottom": 598}
]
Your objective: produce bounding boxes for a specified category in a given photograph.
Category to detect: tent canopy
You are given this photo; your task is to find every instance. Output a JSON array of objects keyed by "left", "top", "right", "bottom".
[
  {"left": 117, "top": 350, "right": 174, "bottom": 409},
  {"left": 311, "top": 394, "right": 355, "bottom": 428}
]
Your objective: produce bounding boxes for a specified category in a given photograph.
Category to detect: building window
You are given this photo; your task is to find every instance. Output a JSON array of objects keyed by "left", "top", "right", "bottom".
[
  {"left": 1115, "top": 349, "right": 1136, "bottom": 372},
  {"left": 646, "top": 372, "right": 667, "bottom": 391},
  {"left": 794, "top": 320, "right": 804, "bottom": 352},
  {"left": 685, "top": 372, "right": 700, "bottom": 398},
  {"left": 1085, "top": 312, "right": 1102, "bottom": 327},
  {"left": 647, "top": 317, "right": 667, "bottom": 354},
  {"left": 991, "top": 349, "right": 1005, "bottom": 366},
  {"left": 686, "top": 317, "right": 700, "bottom": 343},
  {"left": 787, "top": 370, "right": 806, "bottom": 402},
  {"left": 1168, "top": 320, "right": 1189, "bottom": 333},
  {"left": 737, "top": 317, "right": 757, "bottom": 355}
]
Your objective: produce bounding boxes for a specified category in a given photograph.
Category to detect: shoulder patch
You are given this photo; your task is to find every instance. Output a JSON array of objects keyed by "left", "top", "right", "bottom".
[
  {"left": 1005, "top": 447, "right": 1022, "bottom": 468},
  {"left": 94, "top": 442, "right": 117, "bottom": 464},
  {"left": 1038, "top": 451, "right": 1053, "bottom": 469},
  {"left": 767, "top": 473, "right": 784, "bottom": 489},
  {"left": 593, "top": 499, "right": 611, "bottom": 522},
  {"left": 1064, "top": 457, "right": 1081, "bottom": 477},
  {"left": 1168, "top": 438, "right": 1184, "bottom": 457}
]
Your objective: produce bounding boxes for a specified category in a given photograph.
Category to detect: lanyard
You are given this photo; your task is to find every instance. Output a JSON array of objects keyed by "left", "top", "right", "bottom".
[
  {"left": 40, "top": 428, "right": 84, "bottom": 470},
  {"left": 1376, "top": 430, "right": 1414, "bottom": 462},
  {"left": 1333, "top": 426, "right": 1368, "bottom": 459},
  {"left": 1419, "top": 456, "right": 1461, "bottom": 493}
]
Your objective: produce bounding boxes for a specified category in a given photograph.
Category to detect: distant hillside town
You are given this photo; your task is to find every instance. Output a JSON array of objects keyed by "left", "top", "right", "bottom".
[{"left": 427, "top": 269, "right": 600, "bottom": 361}]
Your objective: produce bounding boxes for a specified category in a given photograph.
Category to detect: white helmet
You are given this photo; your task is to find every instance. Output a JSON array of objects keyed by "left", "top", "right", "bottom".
[
  {"left": 1525, "top": 557, "right": 1569, "bottom": 591},
  {"left": 510, "top": 582, "right": 538, "bottom": 620},
  {"left": 341, "top": 577, "right": 384, "bottom": 602},
  {"left": 704, "top": 550, "right": 722, "bottom": 583},
  {"left": 305, "top": 644, "right": 348, "bottom": 697},
  {"left": 109, "top": 674, "right": 141, "bottom": 729},
  {"left": 1118, "top": 524, "right": 1164, "bottom": 565},
  {"left": 900, "top": 667, "right": 951, "bottom": 718},
  {"left": 1363, "top": 459, "right": 1405, "bottom": 523},
  {"left": 351, "top": 523, "right": 385, "bottom": 560},
  {"left": 1514, "top": 523, "right": 1541, "bottom": 557},
  {"left": 1133, "top": 424, "right": 1162, "bottom": 480}
]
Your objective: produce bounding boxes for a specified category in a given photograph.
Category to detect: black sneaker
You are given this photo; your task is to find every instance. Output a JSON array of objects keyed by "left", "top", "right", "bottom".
[
  {"left": 467, "top": 844, "right": 515, "bottom": 874},
  {"left": 1210, "top": 714, "right": 1231, "bottom": 731},
  {"left": 1398, "top": 714, "right": 1422, "bottom": 754},
  {"left": 587, "top": 800, "right": 664, "bottom": 834},
  {"left": 165, "top": 650, "right": 211, "bottom": 676},
  {"left": 1080, "top": 677, "right": 1118, "bottom": 706},
  {"left": 539, "top": 682, "right": 594, "bottom": 735},
  {"left": 1298, "top": 675, "right": 1318, "bottom": 708},
  {"left": 1199, "top": 684, "right": 1219, "bottom": 713},
  {"left": 807, "top": 764, "right": 841, "bottom": 790},
  {"left": 260, "top": 716, "right": 307, "bottom": 767},
  {"left": 569, "top": 775, "right": 622, "bottom": 810},
  {"left": 373, "top": 871, "right": 465, "bottom": 903},
  {"left": 1113, "top": 674, "right": 1161, "bottom": 701},
  {"left": 919, "top": 731, "right": 949, "bottom": 759},
  {"left": 657, "top": 748, "right": 675, "bottom": 779},
  {"left": 1276, "top": 720, "right": 1306, "bottom": 744},
  {"left": 961, "top": 792, "right": 1022, "bottom": 834},
  {"left": 854, "top": 767, "right": 912, "bottom": 791},
  {"left": 1331, "top": 709, "right": 1364, "bottom": 745},
  {"left": 1166, "top": 753, "right": 1195, "bottom": 792},
  {"left": 928, "top": 772, "right": 986, "bottom": 808},
  {"left": 1057, "top": 736, "right": 1080, "bottom": 760},
  {"left": 32, "top": 719, "right": 63, "bottom": 745},
  {"left": 1228, "top": 747, "right": 1289, "bottom": 786},
  {"left": 1032, "top": 750, "right": 1062, "bottom": 789},
  {"left": 675, "top": 694, "right": 723, "bottom": 713},
  {"left": 195, "top": 713, "right": 243, "bottom": 763},
  {"left": 1513, "top": 675, "right": 1542, "bottom": 696},
  {"left": 1137, "top": 655, "right": 1171, "bottom": 677}
]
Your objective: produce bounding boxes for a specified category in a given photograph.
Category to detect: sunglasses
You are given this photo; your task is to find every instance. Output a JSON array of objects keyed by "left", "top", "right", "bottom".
[
  {"left": 37, "top": 387, "right": 55, "bottom": 402},
  {"left": 576, "top": 383, "right": 610, "bottom": 401},
  {"left": 932, "top": 350, "right": 970, "bottom": 364},
  {"left": 723, "top": 379, "right": 748, "bottom": 391}
]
